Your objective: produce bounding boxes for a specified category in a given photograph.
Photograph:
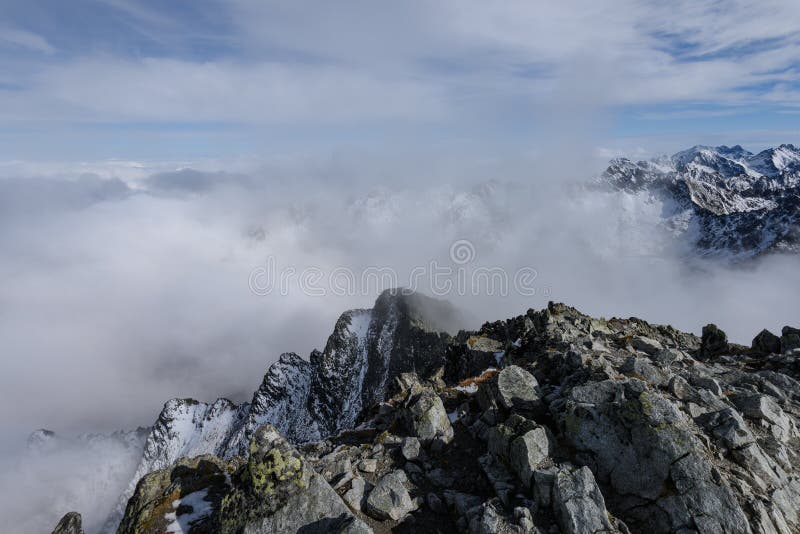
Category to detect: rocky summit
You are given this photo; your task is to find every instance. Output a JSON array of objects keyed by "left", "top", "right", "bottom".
[{"left": 50, "top": 291, "right": 800, "bottom": 534}]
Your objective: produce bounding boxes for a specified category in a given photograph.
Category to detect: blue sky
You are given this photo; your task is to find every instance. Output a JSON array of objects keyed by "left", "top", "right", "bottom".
[{"left": 1, "top": 0, "right": 799, "bottom": 162}]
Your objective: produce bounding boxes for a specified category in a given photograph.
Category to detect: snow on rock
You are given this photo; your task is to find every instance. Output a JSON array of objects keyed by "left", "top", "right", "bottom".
[
  {"left": 104, "top": 289, "right": 455, "bottom": 532},
  {"left": 600, "top": 143, "right": 800, "bottom": 260}
]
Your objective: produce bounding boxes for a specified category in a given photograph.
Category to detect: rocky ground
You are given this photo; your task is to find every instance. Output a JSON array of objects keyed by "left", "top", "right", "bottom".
[{"left": 53, "top": 299, "right": 800, "bottom": 533}]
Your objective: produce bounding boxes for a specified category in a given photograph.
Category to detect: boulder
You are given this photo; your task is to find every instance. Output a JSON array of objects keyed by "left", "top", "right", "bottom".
[
  {"left": 782, "top": 326, "right": 800, "bottom": 353},
  {"left": 401, "top": 437, "right": 421, "bottom": 461},
  {"left": 631, "top": 336, "right": 664, "bottom": 355},
  {"left": 552, "top": 466, "right": 617, "bottom": 534},
  {"left": 359, "top": 458, "right": 377, "bottom": 473},
  {"left": 478, "top": 365, "right": 541, "bottom": 415},
  {"left": 699, "top": 323, "right": 728, "bottom": 359},
  {"left": 343, "top": 476, "right": 369, "bottom": 512},
  {"left": 51, "top": 512, "right": 84, "bottom": 534},
  {"left": 752, "top": 329, "right": 781, "bottom": 355},
  {"left": 508, "top": 426, "right": 554, "bottom": 489},
  {"left": 365, "top": 470, "right": 418, "bottom": 521},
  {"left": 405, "top": 388, "right": 454, "bottom": 445}
]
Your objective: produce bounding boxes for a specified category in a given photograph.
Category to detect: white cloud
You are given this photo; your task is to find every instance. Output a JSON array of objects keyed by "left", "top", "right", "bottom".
[{"left": 0, "top": 27, "right": 55, "bottom": 54}]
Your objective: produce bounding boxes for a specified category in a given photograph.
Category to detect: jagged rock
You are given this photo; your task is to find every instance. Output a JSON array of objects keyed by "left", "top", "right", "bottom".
[
  {"left": 752, "top": 329, "right": 782, "bottom": 355},
  {"left": 359, "top": 458, "right": 377, "bottom": 473},
  {"left": 631, "top": 336, "right": 664, "bottom": 355},
  {"left": 86, "top": 296, "right": 800, "bottom": 534},
  {"left": 689, "top": 374, "right": 723, "bottom": 395},
  {"left": 552, "top": 466, "right": 618, "bottom": 534},
  {"left": 405, "top": 387, "right": 454, "bottom": 445},
  {"left": 620, "top": 356, "right": 670, "bottom": 386},
  {"left": 699, "top": 323, "right": 728, "bottom": 359},
  {"left": 731, "top": 393, "right": 795, "bottom": 442},
  {"left": 219, "top": 425, "right": 372, "bottom": 533},
  {"left": 343, "top": 476, "right": 368, "bottom": 512},
  {"left": 782, "top": 326, "right": 800, "bottom": 353},
  {"left": 117, "top": 454, "right": 235, "bottom": 534},
  {"left": 469, "top": 500, "right": 535, "bottom": 533},
  {"left": 51, "top": 512, "right": 84, "bottom": 534},
  {"left": 365, "top": 470, "right": 417, "bottom": 520},
  {"left": 508, "top": 425, "right": 554, "bottom": 489},
  {"left": 401, "top": 437, "right": 421, "bottom": 461},
  {"left": 561, "top": 378, "right": 749, "bottom": 533},
  {"left": 668, "top": 375, "right": 696, "bottom": 401},
  {"left": 478, "top": 365, "right": 541, "bottom": 416}
]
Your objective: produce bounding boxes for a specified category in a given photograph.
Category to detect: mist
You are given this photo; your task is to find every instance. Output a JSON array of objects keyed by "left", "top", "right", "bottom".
[{"left": 1, "top": 147, "right": 799, "bottom": 531}]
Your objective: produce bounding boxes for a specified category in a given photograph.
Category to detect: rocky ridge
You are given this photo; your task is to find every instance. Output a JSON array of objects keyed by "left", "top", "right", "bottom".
[
  {"left": 100, "top": 290, "right": 455, "bottom": 531},
  {"left": 53, "top": 293, "right": 800, "bottom": 533}
]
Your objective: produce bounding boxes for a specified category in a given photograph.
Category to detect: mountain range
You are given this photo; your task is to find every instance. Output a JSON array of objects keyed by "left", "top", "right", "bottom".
[{"left": 599, "top": 144, "right": 800, "bottom": 260}]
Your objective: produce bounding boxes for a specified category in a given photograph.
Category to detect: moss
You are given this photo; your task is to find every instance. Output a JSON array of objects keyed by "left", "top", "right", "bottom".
[
  {"left": 639, "top": 392, "right": 654, "bottom": 417},
  {"left": 249, "top": 448, "right": 304, "bottom": 496}
]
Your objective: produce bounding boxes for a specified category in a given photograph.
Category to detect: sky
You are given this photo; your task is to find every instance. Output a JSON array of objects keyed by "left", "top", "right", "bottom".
[{"left": 1, "top": 0, "right": 799, "bottom": 161}]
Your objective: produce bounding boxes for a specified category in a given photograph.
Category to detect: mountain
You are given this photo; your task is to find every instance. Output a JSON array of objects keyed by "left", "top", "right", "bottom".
[
  {"left": 599, "top": 144, "right": 800, "bottom": 260},
  {"left": 56, "top": 297, "right": 800, "bottom": 534},
  {"left": 101, "top": 289, "right": 457, "bottom": 532}
]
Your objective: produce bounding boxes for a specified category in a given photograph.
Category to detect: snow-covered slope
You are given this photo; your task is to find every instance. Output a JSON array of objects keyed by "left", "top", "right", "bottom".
[
  {"left": 104, "top": 289, "right": 455, "bottom": 532},
  {"left": 599, "top": 144, "right": 800, "bottom": 260}
]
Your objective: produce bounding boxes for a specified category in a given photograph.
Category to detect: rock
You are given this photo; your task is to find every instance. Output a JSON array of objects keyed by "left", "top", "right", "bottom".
[
  {"left": 689, "top": 374, "right": 723, "bottom": 396},
  {"left": 732, "top": 394, "right": 794, "bottom": 442},
  {"left": 650, "top": 348, "right": 682, "bottom": 366},
  {"left": 620, "top": 356, "right": 669, "bottom": 386},
  {"left": 508, "top": 426, "right": 553, "bottom": 489},
  {"left": 51, "top": 512, "right": 84, "bottom": 534},
  {"left": 552, "top": 466, "right": 617, "bottom": 534},
  {"left": 365, "top": 470, "right": 418, "bottom": 521},
  {"left": 401, "top": 437, "right": 421, "bottom": 461},
  {"left": 405, "top": 387, "right": 454, "bottom": 445},
  {"left": 699, "top": 324, "right": 728, "bottom": 359},
  {"left": 343, "top": 476, "right": 368, "bottom": 511},
  {"left": 219, "top": 425, "right": 372, "bottom": 534},
  {"left": 782, "top": 326, "right": 800, "bottom": 353},
  {"left": 752, "top": 329, "right": 782, "bottom": 355},
  {"left": 669, "top": 375, "right": 696, "bottom": 401},
  {"left": 470, "top": 501, "right": 535, "bottom": 533},
  {"left": 359, "top": 458, "right": 377, "bottom": 473},
  {"left": 427, "top": 492, "right": 444, "bottom": 513},
  {"left": 117, "top": 454, "right": 233, "bottom": 534},
  {"left": 533, "top": 467, "right": 556, "bottom": 508},
  {"left": 478, "top": 454, "right": 518, "bottom": 506},
  {"left": 478, "top": 365, "right": 541, "bottom": 415},
  {"left": 631, "top": 336, "right": 664, "bottom": 355}
]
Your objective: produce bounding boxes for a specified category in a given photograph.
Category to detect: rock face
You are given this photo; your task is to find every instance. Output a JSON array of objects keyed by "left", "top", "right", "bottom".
[
  {"left": 600, "top": 144, "right": 800, "bottom": 260},
  {"left": 62, "top": 295, "right": 800, "bottom": 534},
  {"left": 51, "top": 512, "right": 84, "bottom": 534}
]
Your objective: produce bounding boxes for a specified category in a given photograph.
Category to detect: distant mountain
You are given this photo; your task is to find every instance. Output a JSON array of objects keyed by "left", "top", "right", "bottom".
[{"left": 599, "top": 144, "right": 800, "bottom": 260}]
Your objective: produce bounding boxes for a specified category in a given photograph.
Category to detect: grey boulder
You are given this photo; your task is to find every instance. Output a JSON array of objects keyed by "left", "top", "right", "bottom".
[{"left": 365, "top": 470, "right": 418, "bottom": 521}]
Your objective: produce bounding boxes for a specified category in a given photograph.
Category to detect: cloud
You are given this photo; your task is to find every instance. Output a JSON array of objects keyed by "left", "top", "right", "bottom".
[
  {"left": 2, "top": 1, "right": 799, "bottom": 134},
  {"left": 0, "top": 27, "right": 55, "bottom": 54}
]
